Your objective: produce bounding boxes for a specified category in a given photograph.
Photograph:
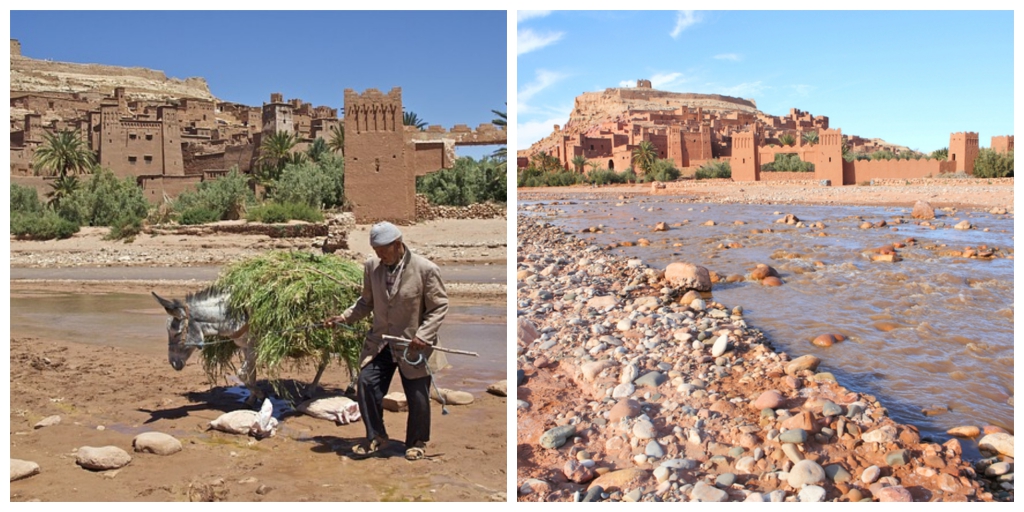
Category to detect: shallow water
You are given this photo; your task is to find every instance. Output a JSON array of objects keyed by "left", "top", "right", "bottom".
[
  {"left": 9, "top": 292, "right": 506, "bottom": 395},
  {"left": 523, "top": 196, "right": 1013, "bottom": 452}
]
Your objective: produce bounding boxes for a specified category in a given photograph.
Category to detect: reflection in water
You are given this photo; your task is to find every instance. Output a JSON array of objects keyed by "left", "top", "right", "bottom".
[{"left": 525, "top": 196, "right": 1013, "bottom": 453}]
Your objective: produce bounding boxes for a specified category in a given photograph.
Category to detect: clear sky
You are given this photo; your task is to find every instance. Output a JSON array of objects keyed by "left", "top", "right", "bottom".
[
  {"left": 10, "top": 10, "right": 508, "bottom": 159},
  {"left": 517, "top": 10, "right": 1014, "bottom": 154}
]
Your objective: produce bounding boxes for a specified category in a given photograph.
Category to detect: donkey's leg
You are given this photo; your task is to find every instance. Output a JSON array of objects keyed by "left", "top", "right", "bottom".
[
  {"left": 344, "top": 364, "right": 358, "bottom": 398},
  {"left": 305, "top": 352, "right": 330, "bottom": 399},
  {"left": 240, "top": 341, "right": 263, "bottom": 407}
]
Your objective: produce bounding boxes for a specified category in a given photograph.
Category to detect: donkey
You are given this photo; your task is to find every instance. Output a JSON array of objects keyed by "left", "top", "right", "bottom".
[{"left": 152, "top": 288, "right": 346, "bottom": 406}]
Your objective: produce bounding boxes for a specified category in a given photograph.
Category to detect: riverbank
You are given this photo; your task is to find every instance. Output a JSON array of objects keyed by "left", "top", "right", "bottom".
[
  {"left": 9, "top": 217, "right": 509, "bottom": 502},
  {"left": 518, "top": 178, "right": 1013, "bottom": 211},
  {"left": 515, "top": 216, "right": 1012, "bottom": 502}
]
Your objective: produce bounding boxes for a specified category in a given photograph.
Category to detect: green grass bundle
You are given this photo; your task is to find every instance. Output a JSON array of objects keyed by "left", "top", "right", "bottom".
[{"left": 202, "top": 250, "right": 367, "bottom": 387}]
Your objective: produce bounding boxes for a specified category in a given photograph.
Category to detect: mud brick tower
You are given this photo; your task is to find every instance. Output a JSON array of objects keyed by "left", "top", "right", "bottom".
[{"left": 344, "top": 88, "right": 411, "bottom": 223}]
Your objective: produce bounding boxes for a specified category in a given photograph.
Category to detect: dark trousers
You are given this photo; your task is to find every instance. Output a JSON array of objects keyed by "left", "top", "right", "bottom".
[{"left": 357, "top": 347, "right": 431, "bottom": 447}]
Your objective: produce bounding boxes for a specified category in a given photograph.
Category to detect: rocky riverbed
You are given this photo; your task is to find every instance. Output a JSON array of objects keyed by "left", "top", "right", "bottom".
[{"left": 515, "top": 216, "right": 1013, "bottom": 502}]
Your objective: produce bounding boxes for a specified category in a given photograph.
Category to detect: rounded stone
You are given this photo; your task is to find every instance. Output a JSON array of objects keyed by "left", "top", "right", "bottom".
[
  {"left": 798, "top": 485, "right": 827, "bottom": 502},
  {"left": 876, "top": 486, "right": 913, "bottom": 502},
  {"left": 539, "top": 425, "right": 576, "bottom": 449},
  {"left": 762, "top": 276, "right": 783, "bottom": 287},
  {"left": 665, "top": 262, "right": 713, "bottom": 292},
  {"left": 824, "top": 464, "right": 852, "bottom": 483},
  {"left": 861, "top": 465, "right": 881, "bottom": 484},
  {"left": 812, "top": 334, "right": 835, "bottom": 347},
  {"left": 75, "top": 445, "right": 132, "bottom": 470},
  {"left": 781, "top": 443, "right": 803, "bottom": 464},
  {"left": 609, "top": 398, "right": 642, "bottom": 424},
  {"left": 633, "top": 419, "right": 656, "bottom": 439},
  {"left": 946, "top": 425, "right": 981, "bottom": 438},
  {"left": 645, "top": 440, "right": 665, "bottom": 458},
  {"left": 589, "top": 468, "right": 651, "bottom": 493},
  {"left": 978, "top": 432, "right": 1014, "bottom": 457},
  {"left": 752, "top": 390, "right": 785, "bottom": 410},
  {"left": 690, "top": 480, "right": 728, "bottom": 502},
  {"left": 612, "top": 382, "right": 636, "bottom": 399},
  {"left": 885, "top": 449, "right": 909, "bottom": 467},
  {"left": 132, "top": 432, "right": 183, "bottom": 456},
  {"left": 11, "top": 459, "right": 41, "bottom": 481},
  {"left": 779, "top": 428, "right": 808, "bottom": 444},
  {"left": 715, "top": 472, "right": 736, "bottom": 488},
  {"left": 787, "top": 460, "right": 826, "bottom": 487},
  {"left": 822, "top": 400, "right": 843, "bottom": 417}
]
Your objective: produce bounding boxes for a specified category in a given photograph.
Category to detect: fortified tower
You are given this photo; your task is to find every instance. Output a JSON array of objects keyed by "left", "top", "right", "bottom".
[
  {"left": 158, "top": 105, "right": 184, "bottom": 176},
  {"left": 949, "top": 132, "right": 979, "bottom": 175},
  {"left": 343, "top": 88, "right": 410, "bottom": 223},
  {"left": 815, "top": 128, "right": 844, "bottom": 185},
  {"left": 731, "top": 129, "right": 760, "bottom": 181},
  {"left": 11, "top": 39, "right": 21, "bottom": 57},
  {"left": 262, "top": 92, "right": 294, "bottom": 135},
  {"left": 991, "top": 135, "right": 1014, "bottom": 154}
]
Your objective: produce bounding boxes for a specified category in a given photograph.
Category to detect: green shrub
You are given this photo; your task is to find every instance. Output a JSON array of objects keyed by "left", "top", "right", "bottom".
[
  {"left": 172, "top": 168, "right": 255, "bottom": 224},
  {"left": 54, "top": 168, "right": 149, "bottom": 240},
  {"left": 972, "top": 149, "right": 1013, "bottom": 178},
  {"left": 11, "top": 210, "right": 80, "bottom": 240},
  {"left": 178, "top": 206, "right": 224, "bottom": 225},
  {"left": 417, "top": 156, "right": 507, "bottom": 205},
  {"left": 762, "top": 153, "right": 814, "bottom": 172},
  {"left": 642, "top": 159, "right": 681, "bottom": 182},
  {"left": 694, "top": 160, "right": 732, "bottom": 180},
  {"left": 272, "top": 158, "right": 346, "bottom": 209},
  {"left": 11, "top": 184, "right": 44, "bottom": 215},
  {"left": 930, "top": 147, "right": 948, "bottom": 161},
  {"left": 585, "top": 169, "right": 625, "bottom": 185},
  {"left": 246, "top": 202, "right": 324, "bottom": 223}
]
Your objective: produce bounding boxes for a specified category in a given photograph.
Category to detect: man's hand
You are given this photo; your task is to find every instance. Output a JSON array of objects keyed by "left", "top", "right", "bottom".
[
  {"left": 408, "top": 337, "right": 429, "bottom": 350},
  {"left": 324, "top": 315, "right": 347, "bottom": 328}
]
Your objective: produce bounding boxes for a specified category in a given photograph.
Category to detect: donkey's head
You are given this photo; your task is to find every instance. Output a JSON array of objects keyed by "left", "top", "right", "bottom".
[{"left": 152, "top": 292, "right": 203, "bottom": 370}]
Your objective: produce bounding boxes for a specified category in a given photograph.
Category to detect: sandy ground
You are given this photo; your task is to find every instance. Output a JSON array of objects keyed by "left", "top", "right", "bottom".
[
  {"left": 518, "top": 178, "right": 1014, "bottom": 211},
  {"left": 8, "top": 218, "right": 509, "bottom": 502}
]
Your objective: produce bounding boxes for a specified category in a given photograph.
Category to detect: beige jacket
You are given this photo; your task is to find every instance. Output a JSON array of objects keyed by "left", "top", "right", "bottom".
[{"left": 341, "top": 245, "right": 448, "bottom": 379}]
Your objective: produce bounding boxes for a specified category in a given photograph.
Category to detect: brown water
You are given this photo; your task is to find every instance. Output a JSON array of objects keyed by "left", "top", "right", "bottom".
[
  {"left": 524, "top": 195, "right": 1013, "bottom": 455},
  {"left": 8, "top": 292, "right": 506, "bottom": 397}
]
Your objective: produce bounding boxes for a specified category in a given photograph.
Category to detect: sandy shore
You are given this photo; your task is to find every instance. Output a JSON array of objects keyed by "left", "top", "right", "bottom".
[
  {"left": 515, "top": 180, "right": 1013, "bottom": 503},
  {"left": 8, "top": 218, "right": 509, "bottom": 502},
  {"left": 519, "top": 178, "right": 1013, "bottom": 211}
]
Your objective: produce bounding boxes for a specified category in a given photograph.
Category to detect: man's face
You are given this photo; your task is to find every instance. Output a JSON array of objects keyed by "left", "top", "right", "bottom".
[{"left": 374, "top": 239, "right": 404, "bottom": 266}]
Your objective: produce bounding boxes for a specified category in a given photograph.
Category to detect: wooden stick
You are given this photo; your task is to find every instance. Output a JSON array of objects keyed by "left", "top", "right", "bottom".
[{"left": 382, "top": 335, "right": 479, "bottom": 357}]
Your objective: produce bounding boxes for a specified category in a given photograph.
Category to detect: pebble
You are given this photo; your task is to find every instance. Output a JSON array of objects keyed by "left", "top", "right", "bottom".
[
  {"left": 716, "top": 472, "right": 736, "bottom": 488},
  {"left": 132, "top": 432, "right": 182, "bottom": 455},
  {"left": 781, "top": 443, "right": 803, "bottom": 463},
  {"left": 798, "top": 485, "right": 826, "bottom": 502},
  {"left": 612, "top": 383, "right": 636, "bottom": 399},
  {"left": 645, "top": 440, "right": 665, "bottom": 458},
  {"left": 11, "top": 459, "right": 41, "bottom": 481},
  {"left": 822, "top": 400, "right": 842, "bottom": 417},
  {"left": 978, "top": 432, "right": 1014, "bottom": 457},
  {"left": 634, "top": 371, "right": 666, "bottom": 388},
  {"left": 711, "top": 334, "right": 729, "bottom": 357},
  {"left": 33, "top": 415, "right": 61, "bottom": 429},
  {"left": 539, "top": 425, "right": 576, "bottom": 449},
  {"left": 876, "top": 486, "right": 914, "bottom": 502},
  {"left": 690, "top": 480, "right": 728, "bottom": 502},
  {"left": 75, "top": 446, "right": 132, "bottom": 470},
  {"left": 752, "top": 390, "right": 785, "bottom": 410},
  {"left": 779, "top": 429, "right": 807, "bottom": 444},
  {"left": 824, "top": 464, "right": 852, "bottom": 483},
  {"left": 885, "top": 449, "right": 909, "bottom": 467},
  {"left": 736, "top": 456, "right": 756, "bottom": 473},
  {"left": 985, "top": 462, "right": 1011, "bottom": 476},
  {"left": 633, "top": 418, "right": 656, "bottom": 439},
  {"left": 787, "top": 459, "right": 825, "bottom": 487},
  {"left": 661, "top": 458, "right": 698, "bottom": 470},
  {"left": 861, "top": 465, "right": 881, "bottom": 484}
]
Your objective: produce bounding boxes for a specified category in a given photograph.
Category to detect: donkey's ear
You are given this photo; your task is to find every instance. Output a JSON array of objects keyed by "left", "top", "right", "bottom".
[{"left": 152, "top": 292, "right": 186, "bottom": 319}]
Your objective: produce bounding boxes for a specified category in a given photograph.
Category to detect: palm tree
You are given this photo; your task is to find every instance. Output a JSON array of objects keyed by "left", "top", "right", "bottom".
[
  {"left": 328, "top": 124, "right": 345, "bottom": 156},
  {"left": 779, "top": 134, "right": 797, "bottom": 147},
  {"left": 403, "top": 111, "right": 428, "bottom": 131},
  {"left": 491, "top": 106, "right": 507, "bottom": 160},
  {"left": 802, "top": 131, "right": 819, "bottom": 146},
  {"left": 306, "top": 138, "right": 329, "bottom": 164},
  {"left": 258, "top": 131, "right": 298, "bottom": 171},
  {"left": 632, "top": 140, "right": 658, "bottom": 178},
  {"left": 46, "top": 174, "right": 80, "bottom": 208},
  {"left": 571, "top": 155, "right": 587, "bottom": 173},
  {"left": 33, "top": 129, "right": 96, "bottom": 177}
]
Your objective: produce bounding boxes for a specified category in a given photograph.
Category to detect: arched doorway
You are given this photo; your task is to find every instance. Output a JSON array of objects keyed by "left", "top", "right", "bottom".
[{"left": 608, "top": 159, "right": 614, "bottom": 170}]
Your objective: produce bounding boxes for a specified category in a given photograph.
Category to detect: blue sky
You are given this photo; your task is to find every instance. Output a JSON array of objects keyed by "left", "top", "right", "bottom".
[
  {"left": 10, "top": 10, "right": 507, "bottom": 159},
  {"left": 517, "top": 10, "right": 1014, "bottom": 154}
]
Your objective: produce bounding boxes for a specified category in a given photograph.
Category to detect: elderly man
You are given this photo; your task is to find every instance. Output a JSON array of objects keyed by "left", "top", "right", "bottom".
[{"left": 326, "top": 222, "right": 448, "bottom": 461}]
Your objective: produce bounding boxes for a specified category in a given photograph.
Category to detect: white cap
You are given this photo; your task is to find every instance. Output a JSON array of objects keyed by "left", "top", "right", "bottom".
[{"left": 369, "top": 222, "right": 402, "bottom": 248}]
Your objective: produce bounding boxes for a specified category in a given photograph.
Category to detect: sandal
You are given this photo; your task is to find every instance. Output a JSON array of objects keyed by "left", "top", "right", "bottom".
[
  {"left": 405, "top": 446, "right": 426, "bottom": 461},
  {"left": 351, "top": 436, "right": 386, "bottom": 459}
]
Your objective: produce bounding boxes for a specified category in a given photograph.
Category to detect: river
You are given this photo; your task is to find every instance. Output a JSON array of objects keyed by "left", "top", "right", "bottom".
[{"left": 523, "top": 195, "right": 1013, "bottom": 455}]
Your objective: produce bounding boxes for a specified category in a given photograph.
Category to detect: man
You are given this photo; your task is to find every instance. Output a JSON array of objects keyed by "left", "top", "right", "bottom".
[{"left": 326, "top": 222, "right": 448, "bottom": 461}]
